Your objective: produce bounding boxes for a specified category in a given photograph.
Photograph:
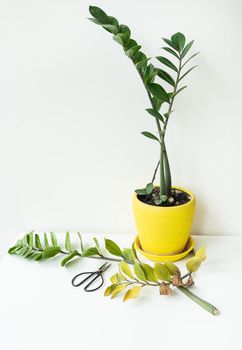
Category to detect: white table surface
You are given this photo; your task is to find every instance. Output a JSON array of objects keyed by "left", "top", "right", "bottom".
[{"left": 0, "top": 234, "right": 241, "bottom": 350}]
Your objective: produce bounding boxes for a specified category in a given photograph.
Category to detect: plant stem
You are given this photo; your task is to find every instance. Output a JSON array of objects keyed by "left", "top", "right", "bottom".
[
  {"left": 178, "top": 286, "right": 219, "bottom": 315},
  {"left": 151, "top": 160, "right": 160, "bottom": 183},
  {"left": 159, "top": 139, "right": 166, "bottom": 197}
]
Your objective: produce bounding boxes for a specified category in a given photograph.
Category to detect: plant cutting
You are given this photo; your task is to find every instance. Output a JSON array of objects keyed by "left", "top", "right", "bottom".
[
  {"left": 8, "top": 231, "right": 219, "bottom": 315},
  {"left": 88, "top": 6, "right": 199, "bottom": 259}
]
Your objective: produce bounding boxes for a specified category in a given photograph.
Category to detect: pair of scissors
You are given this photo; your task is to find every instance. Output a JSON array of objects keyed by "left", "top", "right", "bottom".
[{"left": 71, "top": 262, "right": 111, "bottom": 292}]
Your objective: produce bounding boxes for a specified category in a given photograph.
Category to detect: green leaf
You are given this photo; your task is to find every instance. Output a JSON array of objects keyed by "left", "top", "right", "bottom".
[
  {"left": 34, "top": 252, "right": 43, "bottom": 261},
  {"left": 179, "top": 66, "right": 197, "bottom": 81},
  {"left": 133, "top": 51, "right": 146, "bottom": 65},
  {"left": 171, "top": 32, "right": 186, "bottom": 51},
  {"left": 164, "top": 262, "right": 179, "bottom": 275},
  {"left": 77, "top": 232, "right": 84, "bottom": 252},
  {"left": 119, "top": 24, "right": 131, "bottom": 38},
  {"left": 156, "top": 56, "right": 178, "bottom": 72},
  {"left": 93, "top": 237, "right": 101, "bottom": 255},
  {"left": 102, "top": 24, "right": 119, "bottom": 34},
  {"left": 141, "top": 263, "right": 158, "bottom": 282},
  {"left": 152, "top": 97, "right": 163, "bottom": 111},
  {"left": 111, "top": 284, "right": 127, "bottom": 299},
  {"left": 23, "top": 247, "right": 34, "bottom": 258},
  {"left": 135, "top": 188, "right": 147, "bottom": 195},
  {"left": 125, "top": 45, "right": 141, "bottom": 58},
  {"left": 123, "top": 286, "right": 142, "bottom": 301},
  {"left": 186, "top": 257, "right": 201, "bottom": 273},
  {"left": 144, "top": 64, "right": 157, "bottom": 84},
  {"left": 8, "top": 242, "right": 22, "bottom": 254},
  {"left": 182, "top": 52, "right": 200, "bottom": 67},
  {"left": 35, "top": 234, "right": 42, "bottom": 250},
  {"left": 88, "top": 18, "right": 102, "bottom": 25},
  {"left": 105, "top": 239, "right": 123, "bottom": 257},
  {"left": 181, "top": 40, "right": 194, "bottom": 58},
  {"left": 125, "top": 39, "right": 137, "bottom": 50},
  {"left": 147, "top": 83, "right": 170, "bottom": 103},
  {"left": 81, "top": 247, "right": 99, "bottom": 257},
  {"left": 50, "top": 232, "right": 58, "bottom": 247},
  {"left": 44, "top": 233, "right": 49, "bottom": 248},
  {"left": 172, "top": 86, "right": 187, "bottom": 98},
  {"left": 145, "top": 108, "right": 164, "bottom": 123},
  {"left": 162, "top": 38, "right": 179, "bottom": 51},
  {"left": 141, "top": 131, "right": 160, "bottom": 143},
  {"left": 120, "top": 261, "right": 134, "bottom": 279},
  {"left": 89, "top": 6, "right": 109, "bottom": 24},
  {"left": 122, "top": 248, "right": 135, "bottom": 264},
  {"left": 157, "top": 69, "right": 175, "bottom": 87},
  {"left": 61, "top": 250, "right": 79, "bottom": 267},
  {"left": 27, "top": 232, "right": 34, "bottom": 248},
  {"left": 154, "top": 263, "right": 171, "bottom": 281},
  {"left": 134, "top": 262, "right": 146, "bottom": 281},
  {"left": 113, "top": 33, "right": 129, "bottom": 46},
  {"left": 162, "top": 47, "right": 180, "bottom": 59},
  {"left": 65, "top": 231, "right": 72, "bottom": 252},
  {"left": 146, "top": 182, "right": 153, "bottom": 195},
  {"left": 108, "top": 16, "right": 119, "bottom": 29},
  {"left": 42, "top": 246, "right": 61, "bottom": 259}
]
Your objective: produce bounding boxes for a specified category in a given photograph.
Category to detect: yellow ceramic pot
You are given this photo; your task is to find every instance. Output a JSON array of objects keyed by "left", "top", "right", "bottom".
[{"left": 133, "top": 187, "right": 195, "bottom": 255}]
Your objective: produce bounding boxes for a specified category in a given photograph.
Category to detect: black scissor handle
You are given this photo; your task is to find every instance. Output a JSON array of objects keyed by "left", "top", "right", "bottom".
[{"left": 71, "top": 272, "right": 104, "bottom": 292}]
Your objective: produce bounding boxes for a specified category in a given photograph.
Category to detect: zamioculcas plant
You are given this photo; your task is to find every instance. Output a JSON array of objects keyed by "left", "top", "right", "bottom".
[
  {"left": 88, "top": 6, "right": 199, "bottom": 258},
  {"left": 88, "top": 5, "right": 198, "bottom": 204}
]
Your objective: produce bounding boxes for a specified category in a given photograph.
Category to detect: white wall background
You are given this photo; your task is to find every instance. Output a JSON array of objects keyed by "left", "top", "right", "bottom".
[{"left": 0, "top": 0, "right": 242, "bottom": 254}]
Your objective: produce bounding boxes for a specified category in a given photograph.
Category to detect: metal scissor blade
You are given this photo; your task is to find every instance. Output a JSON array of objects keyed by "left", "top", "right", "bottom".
[
  {"left": 100, "top": 263, "right": 111, "bottom": 273},
  {"left": 98, "top": 262, "right": 111, "bottom": 273}
]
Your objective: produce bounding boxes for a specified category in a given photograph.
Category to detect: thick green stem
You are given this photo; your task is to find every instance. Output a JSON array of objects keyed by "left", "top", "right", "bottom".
[
  {"left": 178, "top": 287, "right": 219, "bottom": 316},
  {"left": 159, "top": 139, "right": 166, "bottom": 197},
  {"left": 163, "top": 145, "right": 171, "bottom": 196}
]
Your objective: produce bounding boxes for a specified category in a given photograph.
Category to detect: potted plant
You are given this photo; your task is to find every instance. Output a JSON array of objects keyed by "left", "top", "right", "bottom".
[{"left": 88, "top": 6, "right": 199, "bottom": 260}]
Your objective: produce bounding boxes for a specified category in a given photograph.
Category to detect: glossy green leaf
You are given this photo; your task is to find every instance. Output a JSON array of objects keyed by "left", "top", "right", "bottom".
[
  {"left": 145, "top": 108, "right": 164, "bottom": 123},
  {"left": 181, "top": 40, "right": 194, "bottom": 58},
  {"left": 50, "top": 232, "right": 58, "bottom": 247},
  {"left": 105, "top": 238, "right": 122, "bottom": 257},
  {"left": 162, "top": 38, "right": 179, "bottom": 51},
  {"left": 144, "top": 64, "right": 157, "bottom": 84},
  {"left": 120, "top": 261, "right": 134, "bottom": 279},
  {"left": 125, "top": 45, "right": 141, "bottom": 58},
  {"left": 119, "top": 24, "right": 131, "bottom": 38},
  {"left": 141, "top": 263, "right": 158, "bottom": 282},
  {"left": 42, "top": 247, "right": 61, "bottom": 259},
  {"left": 147, "top": 83, "right": 170, "bottom": 103},
  {"left": 125, "top": 39, "right": 137, "bottom": 50},
  {"left": 27, "top": 232, "right": 34, "bottom": 248},
  {"left": 65, "top": 231, "right": 72, "bottom": 252},
  {"left": 135, "top": 188, "right": 147, "bottom": 195},
  {"left": 171, "top": 32, "right": 186, "bottom": 51},
  {"left": 34, "top": 252, "right": 43, "bottom": 261},
  {"left": 122, "top": 248, "right": 135, "bottom": 264},
  {"left": 179, "top": 66, "right": 197, "bottom": 81},
  {"left": 102, "top": 24, "right": 119, "bottom": 34},
  {"left": 35, "top": 234, "right": 42, "bottom": 250},
  {"left": 113, "top": 33, "right": 129, "bottom": 46},
  {"left": 81, "top": 247, "right": 99, "bottom": 257},
  {"left": 123, "top": 286, "right": 142, "bottom": 301},
  {"left": 157, "top": 69, "right": 175, "bottom": 87},
  {"left": 134, "top": 263, "right": 146, "bottom": 281},
  {"left": 152, "top": 97, "right": 163, "bottom": 111},
  {"left": 162, "top": 47, "right": 180, "bottom": 59},
  {"left": 154, "top": 263, "right": 171, "bottom": 281},
  {"left": 156, "top": 56, "right": 178, "bottom": 72},
  {"left": 141, "top": 131, "right": 160, "bottom": 143},
  {"left": 146, "top": 182, "right": 154, "bottom": 195},
  {"left": 108, "top": 16, "right": 119, "bottom": 29},
  {"left": 44, "top": 233, "right": 49, "bottom": 248},
  {"left": 61, "top": 250, "right": 79, "bottom": 267},
  {"left": 89, "top": 6, "right": 109, "bottom": 24}
]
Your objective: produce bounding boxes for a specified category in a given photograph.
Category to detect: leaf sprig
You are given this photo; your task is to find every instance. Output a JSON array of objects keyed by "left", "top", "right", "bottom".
[{"left": 8, "top": 232, "right": 218, "bottom": 315}]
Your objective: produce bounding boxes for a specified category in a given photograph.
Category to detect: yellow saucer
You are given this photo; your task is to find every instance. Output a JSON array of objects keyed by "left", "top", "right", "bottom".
[{"left": 134, "top": 236, "right": 195, "bottom": 262}]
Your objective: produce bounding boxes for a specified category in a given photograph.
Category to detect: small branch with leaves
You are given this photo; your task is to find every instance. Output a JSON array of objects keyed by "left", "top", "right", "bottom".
[{"left": 8, "top": 231, "right": 218, "bottom": 315}]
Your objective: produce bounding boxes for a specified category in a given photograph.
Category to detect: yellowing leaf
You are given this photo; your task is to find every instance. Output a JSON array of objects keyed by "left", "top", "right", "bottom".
[
  {"left": 111, "top": 284, "right": 127, "bottom": 299},
  {"left": 164, "top": 262, "right": 179, "bottom": 275},
  {"left": 154, "top": 263, "right": 171, "bottom": 281},
  {"left": 120, "top": 261, "right": 134, "bottom": 279},
  {"left": 104, "top": 284, "right": 116, "bottom": 297},
  {"left": 123, "top": 286, "right": 142, "bottom": 302},
  {"left": 186, "top": 257, "right": 201, "bottom": 273},
  {"left": 195, "top": 246, "right": 207, "bottom": 262},
  {"left": 110, "top": 273, "right": 119, "bottom": 284}
]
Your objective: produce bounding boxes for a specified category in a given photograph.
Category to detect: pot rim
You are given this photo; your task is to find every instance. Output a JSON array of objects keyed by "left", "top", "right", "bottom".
[{"left": 133, "top": 186, "right": 195, "bottom": 209}]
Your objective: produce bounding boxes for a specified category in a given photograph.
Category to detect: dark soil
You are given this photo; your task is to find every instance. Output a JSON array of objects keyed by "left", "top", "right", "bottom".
[{"left": 137, "top": 188, "right": 191, "bottom": 207}]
